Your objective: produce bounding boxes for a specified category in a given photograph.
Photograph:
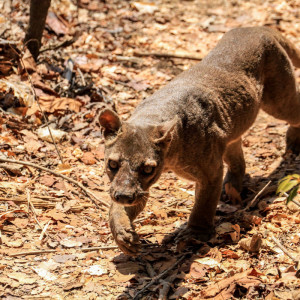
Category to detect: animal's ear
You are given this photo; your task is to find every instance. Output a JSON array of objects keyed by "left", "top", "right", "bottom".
[
  {"left": 99, "top": 109, "right": 121, "bottom": 138},
  {"left": 153, "top": 117, "right": 177, "bottom": 148}
]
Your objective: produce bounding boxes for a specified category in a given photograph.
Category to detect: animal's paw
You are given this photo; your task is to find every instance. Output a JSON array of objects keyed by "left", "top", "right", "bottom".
[
  {"left": 174, "top": 225, "right": 215, "bottom": 244},
  {"left": 112, "top": 226, "right": 140, "bottom": 256}
]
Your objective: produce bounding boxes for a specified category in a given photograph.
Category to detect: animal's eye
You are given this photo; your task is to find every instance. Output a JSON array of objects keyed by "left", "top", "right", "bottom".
[
  {"left": 108, "top": 160, "right": 119, "bottom": 170},
  {"left": 143, "top": 165, "right": 154, "bottom": 175}
]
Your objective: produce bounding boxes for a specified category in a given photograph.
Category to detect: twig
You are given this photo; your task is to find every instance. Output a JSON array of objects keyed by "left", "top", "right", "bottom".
[
  {"left": 9, "top": 250, "right": 56, "bottom": 257},
  {"left": 27, "top": 189, "right": 53, "bottom": 240},
  {"left": 133, "top": 253, "right": 189, "bottom": 300},
  {"left": 133, "top": 51, "right": 203, "bottom": 61},
  {"left": 0, "top": 157, "right": 109, "bottom": 209},
  {"left": 158, "top": 281, "right": 171, "bottom": 300},
  {"left": 39, "top": 220, "right": 51, "bottom": 240},
  {"left": 81, "top": 246, "right": 118, "bottom": 251},
  {"left": 157, "top": 273, "right": 178, "bottom": 300},
  {"left": 283, "top": 192, "right": 300, "bottom": 207},
  {"left": 27, "top": 189, "right": 42, "bottom": 227},
  {"left": 9, "top": 245, "right": 118, "bottom": 257},
  {"left": 75, "top": 50, "right": 142, "bottom": 63},
  {"left": 271, "top": 235, "right": 298, "bottom": 262},
  {"left": 245, "top": 180, "right": 272, "bottom": 210},
  {"left": 39, "top": 34, "right": 79, "bottom": 53},
  {"left": 77, "top": 67, "right": 86, "bottom": 86},
  {"left": 145, "top": 261, "right": 157, "bottom": 277}
]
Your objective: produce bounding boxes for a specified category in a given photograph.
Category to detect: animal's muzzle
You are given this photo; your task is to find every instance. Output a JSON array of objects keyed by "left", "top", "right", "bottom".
[{"left": 114, "top": 191, "right": 136, "bottom": 205}]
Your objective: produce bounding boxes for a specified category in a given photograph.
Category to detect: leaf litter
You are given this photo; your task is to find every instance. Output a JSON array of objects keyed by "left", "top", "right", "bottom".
[{"left": 0, "top": 0, "right": 299, "bottom": 299}]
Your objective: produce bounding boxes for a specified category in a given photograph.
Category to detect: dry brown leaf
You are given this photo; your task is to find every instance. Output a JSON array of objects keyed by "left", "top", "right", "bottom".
[
  {"left": 220, "top": 249, "right": 239, "bottom": 259},
  {"left": 45, "top": 209, "right": 69, "bottom": 222},
  {"left": 81, "top": 152, "right": 97, "bottom": 165},
  {"left": 199, "top": 269, "right": 261, "bottom": 299},
  {"left": 2, "top": 235, "right": 24, "bottom": 248},
  {"left": 46, "top": 11, "right": 68, "bottom": 36},
  {"left": 189, "top": 261, "right": 208, "bottom": 279},
  {"left": 10, "top": 218, "right": 28, "bottom": 229},
  {"left": 28, "top": 96, "right": 82, "bottom": 115},
  {"left": 24, "top": 139, "right": 42, "bottom": 152},
  {"left": 60, "top": 239, "right": 82, "bottom": 248},
  {"left": 239, "top": 234, "right": 262, "bottom": 253},
  {"left": 39, "top": 175, "right": 57, "bottom": 187},
  {"left": 230, "top": 224, "right": 241, "bottom": 243},
  {"left": 7, "top": 272, "right": 36, "bottom": 285}
]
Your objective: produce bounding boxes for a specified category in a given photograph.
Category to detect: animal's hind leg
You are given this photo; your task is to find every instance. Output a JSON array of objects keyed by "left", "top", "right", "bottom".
[
  {"left": 223, "top": 138, "right": 245, "bottom": 204},
  {"left": 262, "top": 89, "right": 300, "bottom": 155},
  {"left": 286, "top": 126, "right": 300, "bottom": 155},
  {"left": 260, "top": 40, "right": 300, "bottom": 154}
]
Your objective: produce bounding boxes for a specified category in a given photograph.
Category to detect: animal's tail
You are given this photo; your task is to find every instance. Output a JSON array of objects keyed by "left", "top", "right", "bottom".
[{"left": 274, "top": 30, "right": 300, "bottom": 68}]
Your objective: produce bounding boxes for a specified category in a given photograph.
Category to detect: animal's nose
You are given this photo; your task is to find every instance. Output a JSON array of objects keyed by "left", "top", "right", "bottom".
[{"left": 115, "top": 192, "right": 135, "bottom": 204}]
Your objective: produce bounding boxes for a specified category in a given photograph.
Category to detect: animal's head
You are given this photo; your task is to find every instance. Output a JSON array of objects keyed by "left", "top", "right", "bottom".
[{"left": 99, "top": 108, "right": 176, "bottom": 206}]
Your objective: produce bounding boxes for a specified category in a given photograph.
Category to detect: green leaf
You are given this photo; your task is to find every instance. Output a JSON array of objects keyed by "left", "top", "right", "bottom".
[
  {"left": 277, "top": 179, "right": 299, "bottom": 195},
  {"left": 286, "top": 185, "right": 299, "bottom": 204},
  {"left": 278, "top": 174, "right": 300, "bottom": 184}
]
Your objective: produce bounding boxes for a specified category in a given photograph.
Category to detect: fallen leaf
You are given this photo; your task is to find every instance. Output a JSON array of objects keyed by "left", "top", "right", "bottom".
[
  {"left": 53, "top": 254, "right": 76, "bottom": 263},
  {"left": 194, "top": 257, "right": 221, "bottom": 269},
  {"left": 132, "top": 2, "right": 158, "bottom": 14},
  {"left": 7, "top": 272, "right": 36, "bottom": 284},
  {"left": 39, "top": 175, "right": 56, "bottom": 187},
  {"left": 81, "top": 152, "right": 97, "bottom": 165},
  {"left": 2, "top": 235, "right": 24, "bottom": 248},
  {"left": 83, "top": 265, "right": 108, "bottom": 276},
  {"left": 33, "top": 267, "right": 57, "bottom": 281},
  {"left": 46, "top": 11, "right": 68, "bottom": 36},
  {"left": 239, "top": 234, "right": 262, "bottom": 253},
  {"left": 60, "top": 239, "right": 82, "bottom": 248},
  {"left": 220, "top": 249, "right": 239, "bottom": 259},
  {"left": 113, "top": 270, "right": 135, "bottom": 282},
  {"left": 45, "top": 209, "right": 69, "bottom": 222},
  {"left": 10, "top": 218, "right": 28, "bottom": 229},
  {"left": 229, "top": 224, "right": 241, "bottom": 243},
  {"left": 37, "top": 127, "right": 67, "bottom": 143},
  {"left": 200, "top": 269, "right": 261, "bottom": 299},
  {"left": 189, "top": 261, "right": 208, "bottom": 279}
]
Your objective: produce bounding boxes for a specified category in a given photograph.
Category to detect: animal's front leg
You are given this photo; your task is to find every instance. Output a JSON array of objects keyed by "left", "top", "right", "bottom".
[
  {"left": 177, "top": 165, "right": 223, "bottom": 242},
  {"left": 109, "top": 200, "right": 147, "bottom": 256}
]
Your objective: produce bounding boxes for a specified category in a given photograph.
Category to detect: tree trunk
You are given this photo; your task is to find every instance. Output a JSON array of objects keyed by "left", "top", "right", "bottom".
[{"left": 24, "top": 0, "right": 51, "bottom": 60}]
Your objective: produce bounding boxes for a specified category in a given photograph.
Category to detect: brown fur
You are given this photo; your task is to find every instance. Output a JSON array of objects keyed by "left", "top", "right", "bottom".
[{"left": 99, "top": 27, "right": 300, "bottom": 255}]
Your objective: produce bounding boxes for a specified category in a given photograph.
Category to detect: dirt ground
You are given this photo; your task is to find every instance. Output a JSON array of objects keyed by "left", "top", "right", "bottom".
[{"left": 0, "top": 0, "right": 299, "bottom": 299}]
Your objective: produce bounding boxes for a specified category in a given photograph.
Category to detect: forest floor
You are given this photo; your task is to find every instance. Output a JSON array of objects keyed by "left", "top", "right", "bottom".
[{"left": 0, "top": 0, "right": 300, "bottom": 299}]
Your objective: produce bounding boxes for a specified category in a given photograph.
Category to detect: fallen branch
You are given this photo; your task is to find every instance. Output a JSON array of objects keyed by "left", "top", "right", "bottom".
[
  {"left": 133, "top": 253, "right": 189, "bottom": 300},
  {"left": 39, "top": 34, "right": 80, "bottom": 53},
  {"left": 271, "top": 235, "right": 298, "bottom": 263},
  {"left": 26, "top": 189, "right": 53, "bottom": 240},
  {"left": 9, "top": 245, "right": 118, "bottom": 257},
  {"left": 133, "top": 51, "right": 203, "bottom": 61},
  {"left": 0, "top": 157, "right": 109, "bottom": 210},
  {"left": 9, "top": 250, "right": 56, "bottom": 257},
  {"left": 246, "top": 180, "right": 272, "bottom": 210}
]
